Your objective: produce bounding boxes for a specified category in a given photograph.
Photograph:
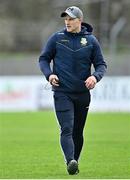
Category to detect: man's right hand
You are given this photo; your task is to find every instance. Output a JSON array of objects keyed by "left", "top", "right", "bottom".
[{"left": 49, "top": 74, "right": 59, "bottom": 86}]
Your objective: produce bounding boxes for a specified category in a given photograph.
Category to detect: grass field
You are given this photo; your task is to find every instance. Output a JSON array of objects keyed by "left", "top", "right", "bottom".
[{"left": 0, "top": 112, "right": 130, "bottom": 179}]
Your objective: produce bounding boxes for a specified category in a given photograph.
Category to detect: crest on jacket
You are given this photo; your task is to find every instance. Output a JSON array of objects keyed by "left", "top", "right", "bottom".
[{"left": 80, "top": 38, "right": 87, "bottom": 46}]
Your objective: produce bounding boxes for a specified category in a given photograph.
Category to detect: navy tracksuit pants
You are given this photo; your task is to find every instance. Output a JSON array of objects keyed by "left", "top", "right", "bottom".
[{"left": 53, "top": 91, "right": 90, "bottom": 164}]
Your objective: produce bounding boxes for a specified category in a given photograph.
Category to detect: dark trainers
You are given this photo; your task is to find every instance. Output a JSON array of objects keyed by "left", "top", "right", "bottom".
[{"left": 67, "top": 160, "right": 78, "bottom": 175}]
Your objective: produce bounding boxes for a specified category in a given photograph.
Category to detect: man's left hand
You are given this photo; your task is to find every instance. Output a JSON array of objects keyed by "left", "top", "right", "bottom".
[{"left": 85, "top": 76, "right": 97, "bottom": 90}]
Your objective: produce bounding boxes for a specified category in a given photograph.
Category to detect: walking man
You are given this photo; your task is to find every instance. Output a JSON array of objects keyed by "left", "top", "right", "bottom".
[{"left": 39, "top": 6, "right": 107, "bottom": 175}]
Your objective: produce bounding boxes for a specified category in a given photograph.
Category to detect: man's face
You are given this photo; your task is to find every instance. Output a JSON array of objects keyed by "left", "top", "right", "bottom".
[{"left": 64, "top": 15, "right": 82, "bottom": 33}]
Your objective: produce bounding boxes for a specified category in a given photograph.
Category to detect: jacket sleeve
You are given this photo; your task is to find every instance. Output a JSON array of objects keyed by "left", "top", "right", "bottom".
[
  {"left": 91, "top": 36, "right": 107, "bottom": 82},
  {"left": 39, "top": 33, "right": 56, "bottom": 81}
]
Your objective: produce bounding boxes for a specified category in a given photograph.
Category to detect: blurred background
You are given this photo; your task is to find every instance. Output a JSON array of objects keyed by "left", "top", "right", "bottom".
[
  {"left": 0, "top": 0, "right": 130, "bottom": 111},
  {"left": 1, "top": 2, "right": 130, "bottom": 178}
]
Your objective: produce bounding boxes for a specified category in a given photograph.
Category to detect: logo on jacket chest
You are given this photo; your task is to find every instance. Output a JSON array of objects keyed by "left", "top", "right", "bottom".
[{"left": 80, "top": 38, "right": 87, "bottom": 46}]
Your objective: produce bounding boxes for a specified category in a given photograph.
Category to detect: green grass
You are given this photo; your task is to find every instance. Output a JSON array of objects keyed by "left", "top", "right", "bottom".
[{"left": 0, "top": 112, "right": 130, "bottom": 179}]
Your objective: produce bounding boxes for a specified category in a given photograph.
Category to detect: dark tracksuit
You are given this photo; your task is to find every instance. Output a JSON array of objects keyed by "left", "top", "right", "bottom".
[{"left": 39, "top": 22, "right": 107, "bottom": 163}]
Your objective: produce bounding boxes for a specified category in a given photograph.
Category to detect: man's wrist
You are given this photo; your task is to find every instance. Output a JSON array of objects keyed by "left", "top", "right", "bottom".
[
  {"left": 47, "top": 73, "right": 53, "bottom": 81},
  {"left": 92, "top": 75, "right": 97, "bottom": 83}
]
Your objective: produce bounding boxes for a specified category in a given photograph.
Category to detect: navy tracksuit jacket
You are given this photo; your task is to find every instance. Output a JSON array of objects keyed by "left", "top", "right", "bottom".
[{"left": 39, "top": 22, "right": 107, "bottom": 163}]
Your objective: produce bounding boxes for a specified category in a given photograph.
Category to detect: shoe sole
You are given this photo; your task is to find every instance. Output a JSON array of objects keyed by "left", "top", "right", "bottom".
[{"left": 67, "top": 160, "right": 78, "bottom": 175}]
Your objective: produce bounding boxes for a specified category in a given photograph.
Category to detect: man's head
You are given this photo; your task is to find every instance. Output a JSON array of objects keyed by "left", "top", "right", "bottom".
[{"left": 61, "top": 6, "right": 83, "bottom": 33}]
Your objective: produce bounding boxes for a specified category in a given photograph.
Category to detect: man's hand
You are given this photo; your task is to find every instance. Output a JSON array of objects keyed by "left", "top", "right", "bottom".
[
  {"left": 49, "top": 74, "right": 59, "bottom": 86},
  {"left": 85, "top": 76, "right": 97, "bottom": 90}
]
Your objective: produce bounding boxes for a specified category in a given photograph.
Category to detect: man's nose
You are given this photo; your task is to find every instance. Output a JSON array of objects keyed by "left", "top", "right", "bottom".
[{"left": 66, "top": 22, "right": 70, "bottom": 25}]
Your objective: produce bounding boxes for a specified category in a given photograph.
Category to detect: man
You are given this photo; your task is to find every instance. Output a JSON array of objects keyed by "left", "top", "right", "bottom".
[{"left": 39, "top": 6, "right": 107, "bottom": 175}]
